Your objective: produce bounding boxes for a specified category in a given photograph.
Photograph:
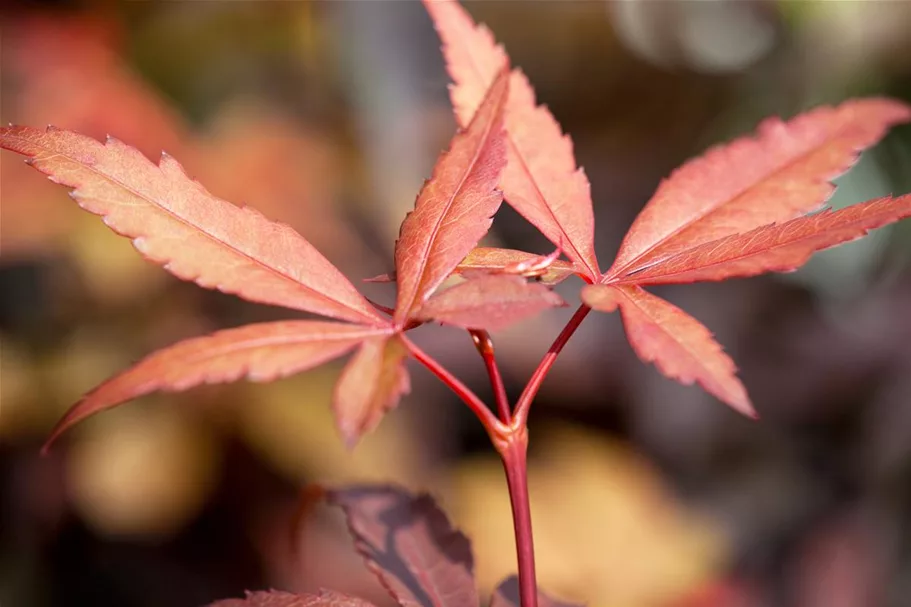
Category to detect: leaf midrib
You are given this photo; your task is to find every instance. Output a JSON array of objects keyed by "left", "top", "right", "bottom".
[
  {"left": 400, "top": 529, "right": 472, "bottom": 607},
  {"left": 617, "top": 286, "right": 729, "bottom": 379},
  {"left": 450, "top": 15, "right": 599, "bottom": 280},
  {"left": 169, "top": 326, "right": 389, "bottom": 366},
  {"left": 399, "top": 95, "right": 501, "bottom": 321},
  {"left": 616, "top": 200, "right": 907, "bottom": 284},
  {"left": 607, "top": 123, "right": 869, "bottom": 281},
  {"left": 18, "top": 134, "right": 380, "bottom": 326}
]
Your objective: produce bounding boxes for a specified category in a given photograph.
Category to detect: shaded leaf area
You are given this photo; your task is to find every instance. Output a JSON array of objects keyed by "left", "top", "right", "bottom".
[
  {"left": 393, "top": 68, "right": 509, "bottom": 326},
  {"left": 607, "top": 98, "right": 911, "bottom": 279},
  {"left": 581, "top": 285, "right": 753, "bottom": 418},
  {"left": 210, "top": 589, "right": 377, "bottom": 607},
  {"left": 366, "top": 248, "right": 576, "bottom": 287},
  {"left": 424, "top": 0, "right": 600, "bottom": 280},
  {"left": 613, "top": 195, "right": 911, "bottom": 285},
  {"left": 490, "top": 576, "right": 583, "bottom": 607},
  {"left": 328, "top": 486, "right": 478, "bottom": 607},
  {"left": 417, "top": 275, "right": 566, "bottom": 332},
  {"left": 44, "top": 322, "right": 391, "bottom": 451},
  {"left": 0, "top": 126, "right": 383, "bottom": 326},
  {"left": 333, "top": 336, "right": 411, "bottom": 448}
]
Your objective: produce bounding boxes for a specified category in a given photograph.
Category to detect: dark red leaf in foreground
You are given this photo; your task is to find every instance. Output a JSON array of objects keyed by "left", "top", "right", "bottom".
[
  {"left": 328, "top": 485, "right": 478, "bottom": 607},
  {"left": 417, "top": 274, "right": 566, "bottom": 331},
  {"left": 210, "top": 589, "right": 377, "bottom": 607},
  {"left": 424, "top": 0, "right": 600, "bottom": 280},
  {"left": 614, "top": 195, "right": 911, "bottom": 285},
  {"left": 490, "top": 576, "right": 583, "bottom": 607},
  {"left": 606, "top": 98, "right": 911, "bottom": 280},
  {"left": 393, "top": 68, "right": 509, "bottom": 326},
  {"left": 332, "top": 336, "right": 411, "bottom": 448},
  {"left": 44, "top": 322, "right": 389, "bottom": 452},
  {"left": 581, "top": 285, "right": 754, "bottom": 418},
  {"left": 0, "top": 125, "right": 384, "bottom": 326}
]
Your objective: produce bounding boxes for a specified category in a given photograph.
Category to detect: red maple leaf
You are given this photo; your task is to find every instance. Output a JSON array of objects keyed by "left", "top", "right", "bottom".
[
  {"left": 4, "top": 2, "right": 911, "bottom": 607},
  {"left": 425, "top": 0, "right": 911, "bottom": 418},
  {"left": 0, "top": 63, "right": 562, "bottom": 450}
]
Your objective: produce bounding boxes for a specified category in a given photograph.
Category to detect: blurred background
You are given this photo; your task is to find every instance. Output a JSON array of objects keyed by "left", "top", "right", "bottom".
[{"left": 2, "top": 1, "right": 910, "bottom": 606}]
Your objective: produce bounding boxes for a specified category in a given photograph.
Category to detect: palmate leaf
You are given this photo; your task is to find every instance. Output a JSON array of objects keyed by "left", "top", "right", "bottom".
[
  {"left": 328, "top": 485, "right": 478, "bottom": 607},
  {"left": 1, "top": 49, "right": 522, "bottom": 451},
  {"left": 423, "top": 0, "right": 600, "bottom": 281},
  {"left": 217, "top": 487, "right": 585, "bottom": 607},
  {"left": 0, "top": 125, "right": 384, "bottom": 326},
  {"left": 581, "top": 285, "right": 754, "bottom": 418},
  {"left": 1, "top": 124, "right": 423, "bottom": 449},
  {"left": 417, "top": 274, "right": 566, "bottom": 332},
  {"left": 42, "top": 322, "right": 392, "bottom": 452},
  {"left": 613, "top": 195, "right": 911, "bottom": 285},
  {"left": 393, "top": 67, "right": 509, "bottom": 326},
  {"left": 586, "top": 98, "right": 911, "bottom": 417},
  {"left": 210, "top": 590, "right": 377, "bottom": 607},
  {"left": 606, "top": 99, "right": 911, "bottom": 280}
]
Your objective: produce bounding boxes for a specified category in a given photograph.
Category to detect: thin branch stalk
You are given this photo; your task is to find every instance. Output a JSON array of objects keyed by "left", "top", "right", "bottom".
[
  {"left": 470, "top": 329, "right": 512, "bottom": 423},
  {"left": 499, "top": 428, "right": 537, "bottom": 607},
  {"left": 514, "top": 304, "right": 591, "bottom": 427},
  {"left": 403, "top": 336, "right": 506, "bottom": 437},
  {"left": 410, "top": 302, "right": 593, "bottom": 607}
]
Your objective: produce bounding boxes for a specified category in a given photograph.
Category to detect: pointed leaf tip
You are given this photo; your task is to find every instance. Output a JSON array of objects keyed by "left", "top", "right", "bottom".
[
  {"left": 332, "top": 335, "right": 411, "bottom": 448},
  {"left": 424, "top": 0, "right": 600, "bottom": 279},
  {"left": 0, "top": 125, "right": 385, "bottom": 325},
  {"left": 583, "top": 285, "right": 755, "bottom": 418},
  {"left": 393, "top": 66, "right": 510, "bottom": 325},
  {"left": 614, "top": 195, "right": 911, "bottom": 285},
  {"left": 608, "top": 97, "right": 911, "bottom": 279},
  {"left": 41, "top": 321, "right": 387, "bottom": 452}
]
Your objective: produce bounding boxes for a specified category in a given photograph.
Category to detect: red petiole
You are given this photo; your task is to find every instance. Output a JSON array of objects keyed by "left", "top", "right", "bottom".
[
  {"left": 407, "top": 301, "right": 594, "bottom": 607},
  {"left": 469, "top": 329, "right": 512, "bottom": 423}
]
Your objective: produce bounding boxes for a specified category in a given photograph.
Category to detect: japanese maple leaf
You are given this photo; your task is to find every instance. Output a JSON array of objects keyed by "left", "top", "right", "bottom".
[
  {"left": 425, "top": 0, "right": 911, "bottom": 417},
  {"left": 213, "top": 485, "right": 581, "bottom": 607},
  {"left": 422, "top": 0, "right": 600, "bottom": 281},
  {"left": 0, "top": 65, "right": 560, "bottom": 450}
]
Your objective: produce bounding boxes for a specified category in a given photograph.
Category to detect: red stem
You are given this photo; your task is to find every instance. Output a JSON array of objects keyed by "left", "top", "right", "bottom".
[
  {"left": 469, "top": 329, "right": 512, "bottom": 423},
  {"left": 407, "top": 299, "right": 592, "bottom": 607},
  {"left": 402, "top": 336, "right": 505, "bottom": 436},
  {"left": 496, "top": 304, "right": 591, "bottom": 607},
  {"left": 513, "top": 304, "right": 591, "bottom": 428},
  {"left": 499, "top": 429, "right": 537, "bottom": 607}
]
